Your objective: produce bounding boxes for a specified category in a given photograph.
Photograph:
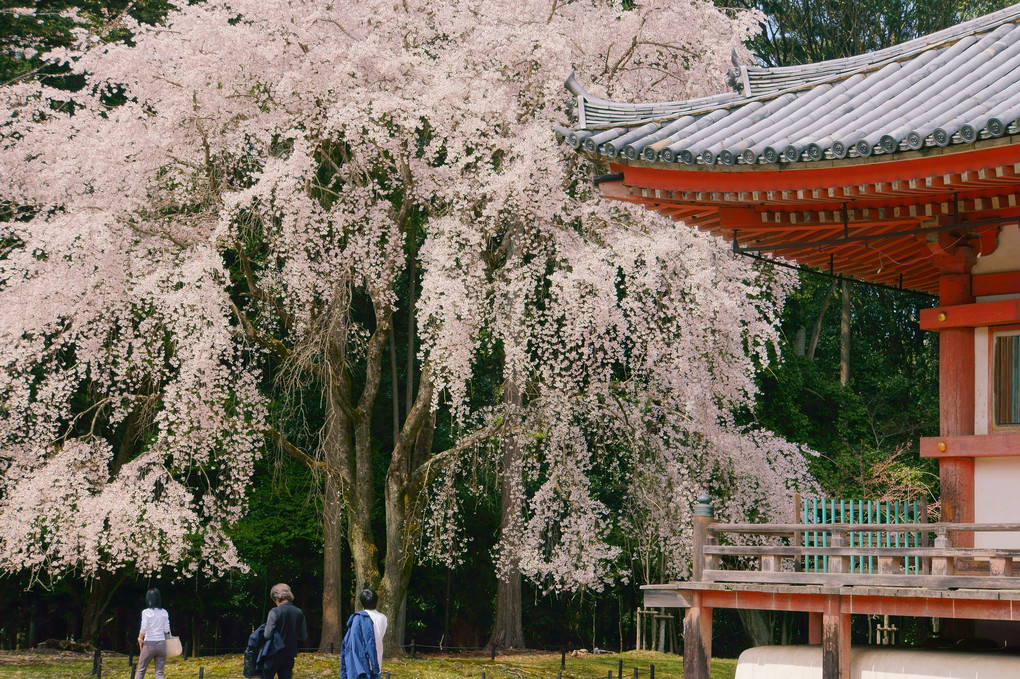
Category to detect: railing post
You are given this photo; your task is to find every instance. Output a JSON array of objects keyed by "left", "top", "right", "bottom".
[
  {"left": 932, "top": 528, "right": 951, "bottom": 576},
  {"left": 990, "top": 556, "right": 1014, "bottom": 577},
  {"left": 829, "top": 529, "right": 849, "bottom": 574},
  {"left": 792, "top": 492, "right": 803, "bottom": 572},
  {"left": 692, "top": 494, "right": 715, "bottom": 582}
]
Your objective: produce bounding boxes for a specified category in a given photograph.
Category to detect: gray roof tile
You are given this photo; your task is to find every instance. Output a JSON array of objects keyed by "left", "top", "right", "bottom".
[{"left": 564, "top": 4, "right": 1020, "bottom": 166}]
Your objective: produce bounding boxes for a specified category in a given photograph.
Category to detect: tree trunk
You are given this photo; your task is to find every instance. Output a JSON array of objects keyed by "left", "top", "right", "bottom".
[
  {"left": 793, "top": 326, "right": 806, "bottom": 356},
  {"left": 80, "top": 570, "right": 124, "bottom": 646},
  {"left": 806, "top": 280, "right": 837, "bottom": 362},
  {"left": 377, "top": 390, "right": 434, "bottom": 656},
  {"left": 344, "top": 294, "right": 433, "bottom": 657},
  {"left": 318, "top": 471, "right": 345, "bottom": 652},
  {"left": 840, "top": 280, "right": 851, "bottom": 387},
  {"left": 488, "top": 378, "right": 525, "bottom": 651},
  {"left": 319, "top": 327, "right": 357, "bottom": 652},
  {"left": 379, "top": 466, "right": 415, "bottom": 656},
  {"left": 737, "top": 608, "right": 775, "bottom": 647},
  {"left": 191, "top": 612, "right": 201, "bottom": 658}
]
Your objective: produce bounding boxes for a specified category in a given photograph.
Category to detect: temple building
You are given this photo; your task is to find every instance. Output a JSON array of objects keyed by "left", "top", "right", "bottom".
[{"left": 561, "top": 4, "right": 1020, "bottom": 678}]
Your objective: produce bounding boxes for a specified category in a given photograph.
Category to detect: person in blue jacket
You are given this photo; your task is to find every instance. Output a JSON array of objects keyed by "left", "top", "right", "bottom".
[{"left": 341, "top": 589, "right": 387, "bottom": 679}]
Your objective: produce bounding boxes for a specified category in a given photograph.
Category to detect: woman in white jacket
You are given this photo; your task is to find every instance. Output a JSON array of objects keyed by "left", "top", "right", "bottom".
[{"left": 136, "top": 588, "right": 172, "bottom": 679}]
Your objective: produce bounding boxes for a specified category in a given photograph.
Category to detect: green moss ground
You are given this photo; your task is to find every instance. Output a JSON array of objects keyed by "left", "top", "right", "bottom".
[{"left": 0, "top": 650, "right": 738, "bottom": 679}]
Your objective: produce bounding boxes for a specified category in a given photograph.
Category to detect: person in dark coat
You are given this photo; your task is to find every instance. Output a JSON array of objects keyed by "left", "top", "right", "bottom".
[{"left": 261, "top": 583, "right": 308, "bottom": 679}]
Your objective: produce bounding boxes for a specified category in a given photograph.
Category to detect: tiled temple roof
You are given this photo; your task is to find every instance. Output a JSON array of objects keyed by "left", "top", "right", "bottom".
[{"left": 559, "top": 3, "right": 1020, "bottom": 166}]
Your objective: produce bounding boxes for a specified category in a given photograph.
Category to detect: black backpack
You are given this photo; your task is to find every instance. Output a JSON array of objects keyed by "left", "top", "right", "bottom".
[
  {"left": 243, "top": 624, "right": 266, "bottom": 678},
  {"left": 243, "top": 647, "right": 259, "bottom": 678}
]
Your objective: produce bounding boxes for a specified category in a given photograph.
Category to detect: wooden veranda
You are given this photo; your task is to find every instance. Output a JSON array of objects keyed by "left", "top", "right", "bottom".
[{"left": 644, "top": 496, "right": 1020, "bottom": 679}]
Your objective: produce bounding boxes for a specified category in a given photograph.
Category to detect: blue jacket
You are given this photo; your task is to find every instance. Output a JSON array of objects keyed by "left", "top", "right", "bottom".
[
  {"left": 340, "top": 611, "right": 380, "bottom": 679},
  {"left": 247, "top": 623, "right": 287, "bottom": 667}
]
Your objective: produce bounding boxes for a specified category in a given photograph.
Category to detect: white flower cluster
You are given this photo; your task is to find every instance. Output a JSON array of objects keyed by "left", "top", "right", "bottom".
[{"left": 0, "top": 0, "right": 808, "bottom": 592}]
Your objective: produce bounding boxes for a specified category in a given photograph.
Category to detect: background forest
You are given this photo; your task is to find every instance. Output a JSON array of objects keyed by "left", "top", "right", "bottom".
[{"left": 0, "top": 0, "right": 1009, "bottom": 661}]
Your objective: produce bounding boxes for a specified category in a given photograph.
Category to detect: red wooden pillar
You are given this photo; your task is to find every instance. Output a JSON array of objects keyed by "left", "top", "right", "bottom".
[
  {"left": 683, "top": 592, "right": 712, "bottom": 679},
  {"left": 936, "top": 252, "right": 976, "bottom": 546},
  {"left": 821, "top": 594, "right": 850, "bottom": 679}
]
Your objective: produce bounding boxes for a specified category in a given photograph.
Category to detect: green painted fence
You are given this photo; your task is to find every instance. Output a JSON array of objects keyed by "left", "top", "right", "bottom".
[{"left": 798, "top": 498, "right": 928, "bottom": 575}]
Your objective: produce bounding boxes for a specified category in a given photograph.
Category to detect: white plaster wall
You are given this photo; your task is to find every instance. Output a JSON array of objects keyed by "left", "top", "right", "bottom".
[
  {"left": 973, "top": 223, "right": 1020, "bottom": 274},
  {"left": 974, "top": 456, "right": 1020, "bottom": 548},
  {"left": 735, "top": 646, "right": 1020, "bottom": 678},
  {"left": 974, "top": 326, "right": 989, "bottom": 435}
]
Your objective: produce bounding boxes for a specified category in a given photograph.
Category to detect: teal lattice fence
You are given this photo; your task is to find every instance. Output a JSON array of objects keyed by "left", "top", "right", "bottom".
[{"left": 798, "top": 497, "right": 928, "bottom": 575}]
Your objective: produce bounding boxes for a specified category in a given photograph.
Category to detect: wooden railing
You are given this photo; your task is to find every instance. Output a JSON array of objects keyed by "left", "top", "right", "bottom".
[{"left": 691, "top": 497, "right": 1020, "bottom": 590}]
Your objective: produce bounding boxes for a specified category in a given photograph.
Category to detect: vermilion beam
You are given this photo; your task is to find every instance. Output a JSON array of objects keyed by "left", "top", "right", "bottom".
[
  {"left": 920, "top": 299, "right": 1020, "bottom": 330},
  {"left": 674, "top": 588, "right": 1020, "bottom": 621},
  {"left": 921, "top": 432, "right": 1020, "bottom": 458},
  {"left": 973, "top": 271, "right": 1020, "bottom": 297}
]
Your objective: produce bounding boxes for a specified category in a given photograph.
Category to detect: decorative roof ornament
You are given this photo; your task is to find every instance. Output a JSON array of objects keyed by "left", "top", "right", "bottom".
[{"left": 726, "top": 48, "right": 751, "bottom": 95}]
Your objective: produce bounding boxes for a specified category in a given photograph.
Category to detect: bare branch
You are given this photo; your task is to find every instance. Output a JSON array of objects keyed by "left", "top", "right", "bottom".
[
  {"left": 410, "top": 416, "right": 504, "bottom": 488},
  {"left": 264, "top": 426, "right": 348, "bottom": 492}
]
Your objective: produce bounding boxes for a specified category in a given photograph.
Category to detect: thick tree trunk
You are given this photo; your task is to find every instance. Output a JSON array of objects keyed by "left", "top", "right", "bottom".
[
  {"left": 488, "top": 379, "right": 525, "bottom": 651},
  {"left": 347, "top": 303, "right": 392, "bottom": 596},
  {"left": 318, "top": 471, "right": 345, "bottom": 653},
  {"left": 319, "top": 322, "right": 357, "bottom": 652},
  {"left": 378, "top": 387, "right": 434, "bottom": 656},
  {"left": 375, "top": 464, "right": 415, "bottom": 656},
  {"left": 377, "top": 486, "right": 419, "bottom": 656},
  {"left": 491, "top": 569, "right": 524, "bottom": 650}
]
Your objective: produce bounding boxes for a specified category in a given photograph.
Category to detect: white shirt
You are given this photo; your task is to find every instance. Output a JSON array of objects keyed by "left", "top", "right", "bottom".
[
  {"left": 139, "top": 608, "right": 171, "bottom": 642},
  {"left": 364, "top": 609, "right": 387, "bottom": 668}
]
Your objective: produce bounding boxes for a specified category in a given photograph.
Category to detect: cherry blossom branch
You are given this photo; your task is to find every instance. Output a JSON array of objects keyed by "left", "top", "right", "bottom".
[
  {"left": 123, "top": 219, "right": 190, "bottom": 250},
  {"left": 225, "top": 295, "right": 295, "bottom": 363},
  {"left": 234, "top": 234, "right": 295, "bottom": 332},
  {"left": 2, "top": 1, "right": 138, "bottom": 88}
]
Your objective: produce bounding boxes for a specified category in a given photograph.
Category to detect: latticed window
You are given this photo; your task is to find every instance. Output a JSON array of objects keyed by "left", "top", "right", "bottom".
[{"left": 995, "top": 333, "right": 1020, "bottom": 426}]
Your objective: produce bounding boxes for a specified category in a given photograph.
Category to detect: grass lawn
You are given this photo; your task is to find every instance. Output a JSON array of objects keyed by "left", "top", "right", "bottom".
[{"left": 0, "top": 649, "right": 738, "bottom": 679}]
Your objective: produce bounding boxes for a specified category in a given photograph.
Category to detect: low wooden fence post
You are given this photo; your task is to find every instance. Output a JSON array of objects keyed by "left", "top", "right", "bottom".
[{"left": 692, "top": 495, "right": 715, "bottom": 582}]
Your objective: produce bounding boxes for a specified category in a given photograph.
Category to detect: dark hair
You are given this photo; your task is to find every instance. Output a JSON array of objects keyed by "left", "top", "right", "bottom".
[
  {"left": 145, "top": 588, "right": 162, "bottom": 609},
  {"left": 359, "top": 588, "right": 378, "bottom": 610}
]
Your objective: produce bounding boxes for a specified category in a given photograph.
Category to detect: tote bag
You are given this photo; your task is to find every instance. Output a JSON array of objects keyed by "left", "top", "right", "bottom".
[{"left": 165, "top": 635, "right": 183, "bottom": 658}]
